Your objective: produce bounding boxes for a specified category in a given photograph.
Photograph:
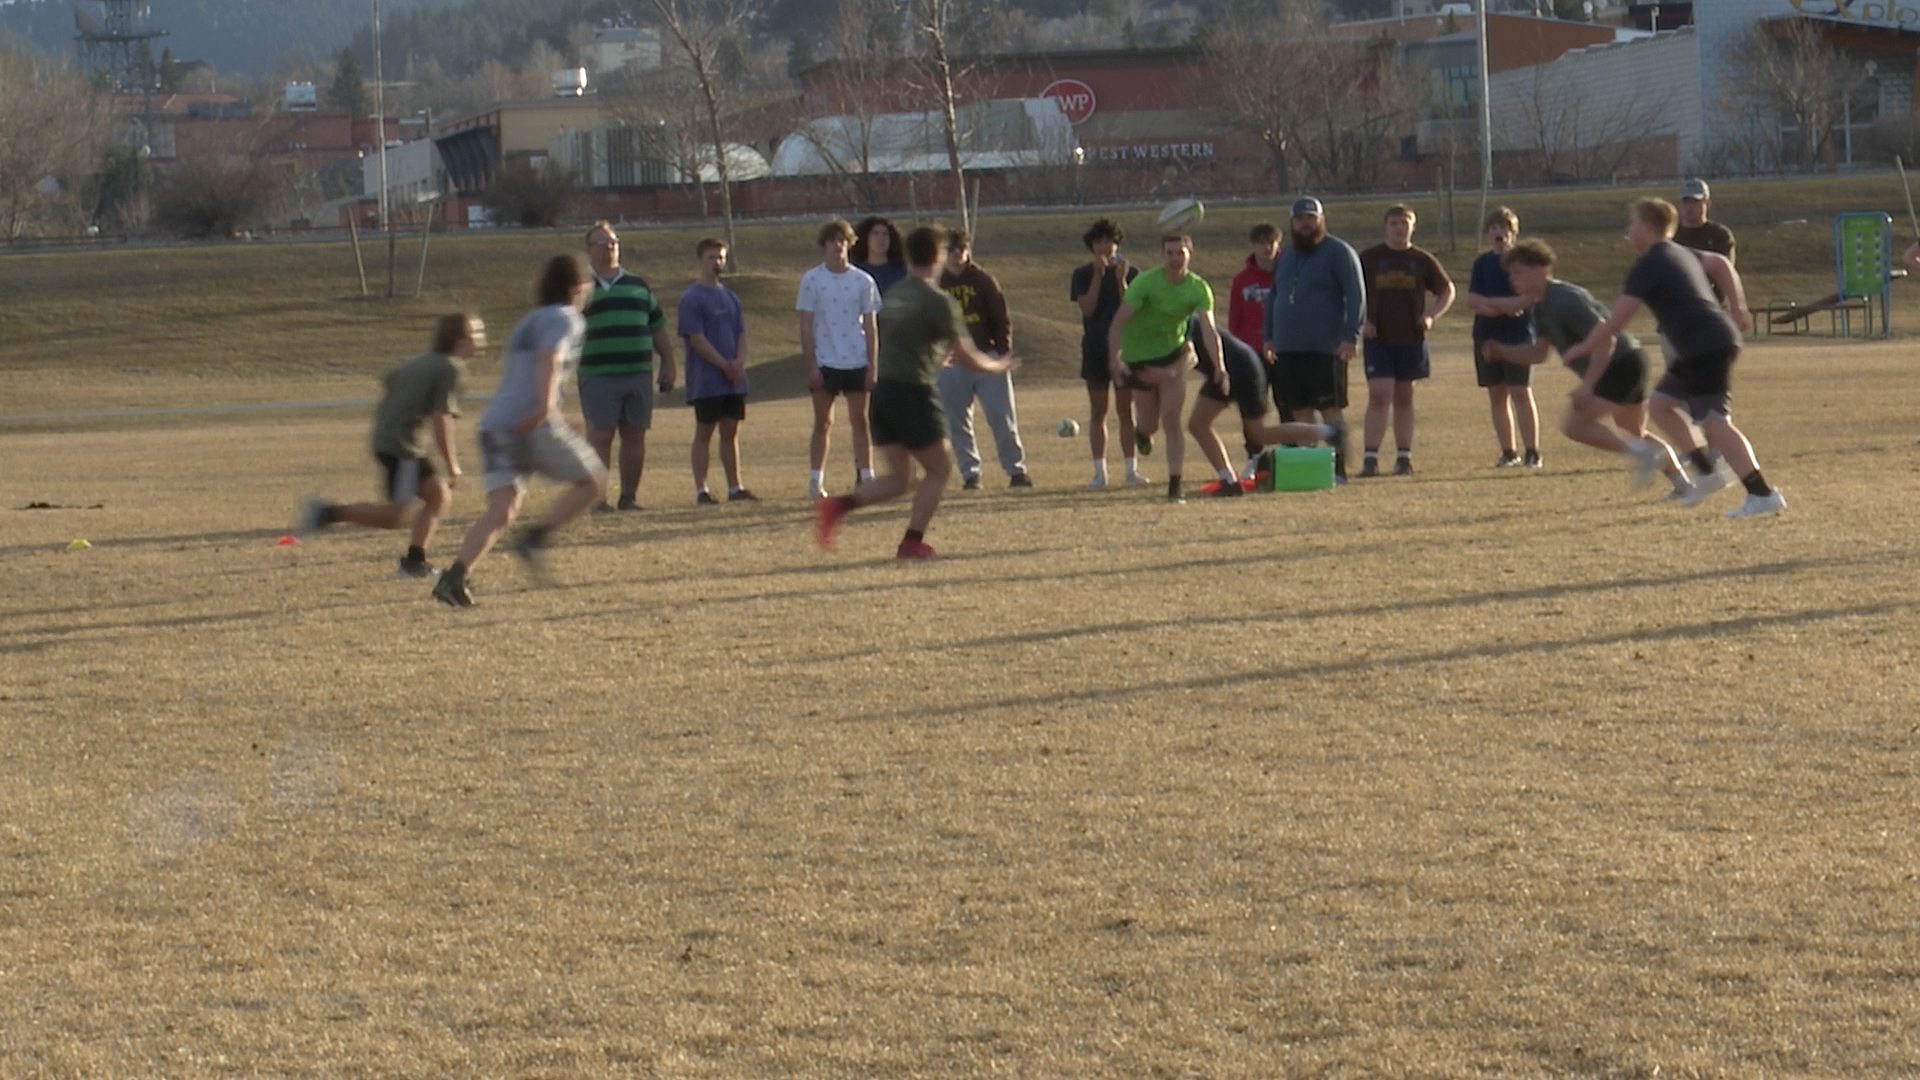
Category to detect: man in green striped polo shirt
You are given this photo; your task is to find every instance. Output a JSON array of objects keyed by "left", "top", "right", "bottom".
[{"left": 583, "top": 220, "right": 678, "bottom": 511}]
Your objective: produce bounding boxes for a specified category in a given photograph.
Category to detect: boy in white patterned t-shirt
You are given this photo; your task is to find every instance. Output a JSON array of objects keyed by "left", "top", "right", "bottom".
[{"left": 796, "top": 218, "right": 882, "bottom": 499}]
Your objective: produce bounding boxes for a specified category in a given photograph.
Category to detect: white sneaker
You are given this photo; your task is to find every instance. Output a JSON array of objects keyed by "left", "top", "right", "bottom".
[
  {"left": 1726, "top": 490, "right": 1786, "bottom": 518},
  {"left": 1087, "top": 474, "right": 1108, "bottom": 489},
  {"left": 1124, "top": 472, "right": 1153, "bottom": 486},
  {"left": 1626, "top": 439, "right": 1666, "bottom": 491},
  {"left": 807, "top": 479, "right": 827, "bottom": 500},
  {"left": 1240, "top": 456, "right": 1262, "bottom": 482},
  {"left": 1676, "top": 466, "right": 1734, "bottom": 507}
]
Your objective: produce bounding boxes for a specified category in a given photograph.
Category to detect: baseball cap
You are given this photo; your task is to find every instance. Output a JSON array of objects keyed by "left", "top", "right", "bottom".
[
  {"left": 1679, "top": 178, "right": 1710, "bottom": 201},
  {"left": 1291, "top": 196, "right": 1324, "bottom": 217}
]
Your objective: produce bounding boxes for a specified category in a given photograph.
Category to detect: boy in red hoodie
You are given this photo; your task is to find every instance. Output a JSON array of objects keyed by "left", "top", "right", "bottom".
[{"left": 1227, "top": 222, "right": 1282, "bottom": 473}]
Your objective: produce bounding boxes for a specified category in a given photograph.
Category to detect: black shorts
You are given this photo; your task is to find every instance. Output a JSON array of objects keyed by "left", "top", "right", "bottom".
[
  {"left": 818, "top": 366, "right": 868, "bottom": 396},
  {"left": 1081, "top": 344, "right": 1112, "bottom": 387},
  {"left": 691, "top": 393, "right": 747, "bottom": 425},
  {"left": 1121, "top": 347, "right": 1190, "bottom": 391},
  {"left": 868, "top": 379, "right": 947, "bottom": 451},
  {"left": 1362, "top": 341, "right": 1431, "bottom": 382},
  {"left": 1590, "top": 350, "right": 1651, "bottom": 406},
  {"left": 1473, "top": 335, "right": 1533, "bottom": 388},
  {"left": 1654, "top": 346, "right": 1737, "bottom": 422},
  {"left": 1198, "top": 345, "right": 1269, "bottom": 421},
  {"left": 1271, "top": 351, "right": 1348, "bottom": 412},
  {"left": 375, "top": 453, "right": 435, "bottom": 503}
]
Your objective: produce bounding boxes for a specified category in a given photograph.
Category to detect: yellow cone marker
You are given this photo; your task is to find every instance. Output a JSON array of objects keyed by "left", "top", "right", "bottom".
[{"left": 66, "top": 538, "right": 91, "bottom": 551}]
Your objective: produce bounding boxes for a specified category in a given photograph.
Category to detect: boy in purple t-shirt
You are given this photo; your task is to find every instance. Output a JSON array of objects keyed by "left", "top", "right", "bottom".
[{"left": 677, "top": 238, "right": 754, "bottom": 504}]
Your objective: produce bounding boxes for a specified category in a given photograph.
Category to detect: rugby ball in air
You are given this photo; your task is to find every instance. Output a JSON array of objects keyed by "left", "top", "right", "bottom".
[{"left": 1157, "top": 197, "right": 1205, "bottom": 229}]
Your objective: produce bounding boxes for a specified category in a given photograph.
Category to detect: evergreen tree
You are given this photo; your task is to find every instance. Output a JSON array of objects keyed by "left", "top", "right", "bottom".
[
  {"left": 327, "top": 48, "right": 373, "bottom": 119},
  {"left": 157, "top": 47, "right": 184, "bottom": 93}
]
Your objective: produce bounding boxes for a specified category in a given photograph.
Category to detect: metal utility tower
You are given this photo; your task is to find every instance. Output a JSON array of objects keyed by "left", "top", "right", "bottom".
[{"left": 74, "top": 1, "right": 169, "bottom": 92}]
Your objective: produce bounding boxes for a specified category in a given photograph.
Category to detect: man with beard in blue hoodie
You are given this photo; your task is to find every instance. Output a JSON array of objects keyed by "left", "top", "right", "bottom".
[{"left": 1264, "top": 197, "right": 1364, "bottom": 481}]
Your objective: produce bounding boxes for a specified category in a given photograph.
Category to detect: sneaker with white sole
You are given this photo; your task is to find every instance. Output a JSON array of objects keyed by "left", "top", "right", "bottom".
[
  {"left": 807, "top": 479, "right": 827, "bottom": 500},
  {"left": 1677, "top": 466, "right": 1734, "bottom": 507},
  {"left": 1125, "top": 472, "right": 1153, "bottom": 486},
  {"left": 1726, "top": 490, "right": 1786, "bottom": 518},
  {"left": 1626, "top": 439, "right": 1666, "bottom": 491}
]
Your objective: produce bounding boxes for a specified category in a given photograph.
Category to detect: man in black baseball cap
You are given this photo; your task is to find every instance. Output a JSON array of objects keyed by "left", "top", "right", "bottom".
[
  {"left": 1673, "top": 178, "right": 1734, "bottom": 262},
  {"left": 1262, "top": 195, "right": 1362, "bottom": 479}
]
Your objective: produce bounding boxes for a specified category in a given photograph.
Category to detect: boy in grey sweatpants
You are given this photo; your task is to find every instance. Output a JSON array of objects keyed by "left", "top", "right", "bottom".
[{"left": 938, "top": 230, "right": 1031, "bottom": 489}]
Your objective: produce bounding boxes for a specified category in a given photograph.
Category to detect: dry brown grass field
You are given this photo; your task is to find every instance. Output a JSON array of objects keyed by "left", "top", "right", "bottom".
[{"left": 5, "top": 181, "right": 1920, "bottom": 1078}]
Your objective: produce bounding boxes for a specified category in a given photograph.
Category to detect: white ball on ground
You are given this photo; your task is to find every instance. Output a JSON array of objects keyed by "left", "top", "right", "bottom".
[
  {"left": 1057, "top": 418, "right": 1080, "bottom": 437},
  {"left": 1157, "top": 197, "right": 1205, "bottom": 229}
]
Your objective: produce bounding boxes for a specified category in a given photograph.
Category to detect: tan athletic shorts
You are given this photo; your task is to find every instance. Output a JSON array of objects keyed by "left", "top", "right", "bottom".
[{"left": 478, "top": 420, "right": 603, "bottom": 494}]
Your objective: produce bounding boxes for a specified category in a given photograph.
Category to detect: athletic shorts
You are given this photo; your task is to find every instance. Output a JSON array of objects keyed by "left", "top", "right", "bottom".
[
  {"left": 1362, "top": 341, "right": 1430, "bottom": 382},
  {"left": 691, "top": 394, "right": 747, "bottom": 425},
  {"left": 1271, "top": 351, "right": 1348, "bottom": 412},
  {"left": 1472, "top": 335, "right": 1532, "bottom": 388},
  {"left": 374, "top": 452, "right": 435, "bottom": 503},
  {"left": 1590, "top": 349, "right": 1651, "bottom": 406},
  {"left": 817, "top": 366, "right": 869, "bottom": 396},
  {"left": 1120, "top": 345, "right": 1191, "bottom": 391},
  {"left": 478, "top": 420, "right": 603, "bottom": 494},
  {"left": 579, "top": 372, "right": 655, "bottom": 432},
  {"left": 1654, "top": 346, "right": 1737, "bottom": 422},
  {"left": 868, "top": 379, "right": 947, "bottom": 451},
  {"left": 1080, "top": 344, "right": 1113, "bottom": 387},
  {"left": 1197, "top": 343, "right": 1269, "bottom": 421}
]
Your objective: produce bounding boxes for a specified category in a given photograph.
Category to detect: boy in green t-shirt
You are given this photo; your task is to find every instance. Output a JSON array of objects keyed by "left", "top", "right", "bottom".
[
  {"left": 1106, "top": 233, "right": 1226, "bottom": 503},
  {"left": 294, "top": 313, "right": 482, "bottom": 577},
  {"left": 814, "top": 225, "right": 1017, "bottom": 560}
]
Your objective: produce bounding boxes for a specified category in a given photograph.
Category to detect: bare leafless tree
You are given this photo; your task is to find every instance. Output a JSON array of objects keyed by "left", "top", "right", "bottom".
[
  {"left": 1206, "top": 4, "right": 1417, "bottom": 196},
  {"left": 0, "top": 49, "right": 111, "bottom": 238},
  {"left": 911, "top": 0, "right": 970, "bottom": 232},
  {"left": 1714, "top": 20, "right": 1863, "bottom": 173},
  {"left": 1203, "top": 2, "right": 1324, "bottom": 194},
  {"left": 1499, "top": 62, "right": 1666, "bottom": 183},
  {"left": 645, "top": 0, "right": 763, "bottom": 266},
  {"left": 794, "top": 0, "right": 909, "bottom": 210}
]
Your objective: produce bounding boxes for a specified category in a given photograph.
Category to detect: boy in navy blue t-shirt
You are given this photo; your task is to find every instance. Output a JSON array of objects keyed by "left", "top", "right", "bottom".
[{"left": 1465, "top": 207, "right": 1541, "bottom": 468}]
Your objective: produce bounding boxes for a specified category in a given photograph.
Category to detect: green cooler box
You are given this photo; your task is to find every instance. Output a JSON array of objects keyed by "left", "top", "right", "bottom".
[{"left": 1255, "top": 446, "right": 1335, "bottom": 492}]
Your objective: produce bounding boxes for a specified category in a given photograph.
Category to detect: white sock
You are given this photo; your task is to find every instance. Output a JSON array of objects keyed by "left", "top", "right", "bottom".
[
  {"left": 809, "top": 469, "right": 824, "bottom": 484},
  {"left": 1124, "top": 456, "right": 1140, "bottom": 477},
  {"left": 1091, "top": 459, "right": 1108, "bottom": 480},
  {"left": 1317, "top": 424, "right": 1337, "bottom": 440},
  {"left": 1217, "top": 467, "right": 1237, "bottom": 483},
  {"left": 857, "top": 468, "right": 874, "bottom": 482},
  {"left": 1670, "top": 471, "right": 1691, "bottom": 493},
  {"left": 728, "top": 485, "right": 743, "bottom": 495},
  {"left": 696, "top": 485, "right": 710, "bottom": 495}
]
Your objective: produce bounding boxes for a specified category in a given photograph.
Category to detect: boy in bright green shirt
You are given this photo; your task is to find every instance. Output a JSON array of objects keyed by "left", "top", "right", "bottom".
[{"left": 1107, "top": 233, "right": 1226, "bottom": 503}]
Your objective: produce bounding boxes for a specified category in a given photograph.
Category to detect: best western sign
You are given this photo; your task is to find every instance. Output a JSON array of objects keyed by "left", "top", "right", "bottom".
[{"left": 1790, "top": 0, "right": 1920, "bottom": 27}]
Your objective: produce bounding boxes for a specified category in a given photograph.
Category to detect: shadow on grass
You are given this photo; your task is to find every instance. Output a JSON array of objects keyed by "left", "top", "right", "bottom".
[
  {"left": 793, "top": 555, "right": 1878, "bottom": 663},
  {"left": 845, "top": 594, "right": 1920, "bottom": 724}
]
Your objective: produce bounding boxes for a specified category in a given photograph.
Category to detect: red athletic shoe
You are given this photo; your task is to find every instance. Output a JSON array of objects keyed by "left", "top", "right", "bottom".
[
  {"left": 895, "top": 537, "right": 938, "bottom": 560},
  {"left": 814, "top": 495, "right": 852, "bottom": 550}
]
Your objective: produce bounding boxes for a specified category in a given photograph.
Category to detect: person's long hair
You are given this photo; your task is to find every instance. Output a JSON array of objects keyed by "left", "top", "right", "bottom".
[{"left": 849, "top": 216, "right": 905, "bottom": 267}]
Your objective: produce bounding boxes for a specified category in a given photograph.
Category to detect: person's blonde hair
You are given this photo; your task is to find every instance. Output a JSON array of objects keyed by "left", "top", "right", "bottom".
[{"left": 1631, "top": 197, "right": 1678, "bottom": 238}]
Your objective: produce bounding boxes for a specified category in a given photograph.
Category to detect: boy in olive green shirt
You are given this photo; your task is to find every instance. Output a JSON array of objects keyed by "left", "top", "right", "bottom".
[
  {"left": 814, "top": 225, "right": 1016, "bottom": 560},
  {"left": 1107, "top": 233, "right": 1226, "bottom": 503},
  {"left": 294, "top": 313, "right": 482, "bottom": 577}
]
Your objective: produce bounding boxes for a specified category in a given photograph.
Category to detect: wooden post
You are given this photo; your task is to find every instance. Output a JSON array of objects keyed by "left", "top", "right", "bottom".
[
  {"left": 414, "top": 200, "right": 437, "bottom": 298},
  {"left": 347, "top": 212, "right": 369, "bottom": 297}
]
